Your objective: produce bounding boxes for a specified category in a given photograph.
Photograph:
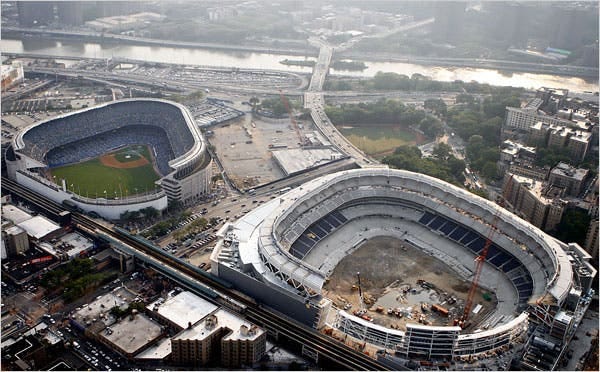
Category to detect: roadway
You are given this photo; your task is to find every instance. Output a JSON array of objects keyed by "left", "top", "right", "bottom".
[
  {"left": 23, "top": 63, "right": 307, "bottom": 96},
  {"left": 1, "top": 177, "right": 389, "bottom": 371}
]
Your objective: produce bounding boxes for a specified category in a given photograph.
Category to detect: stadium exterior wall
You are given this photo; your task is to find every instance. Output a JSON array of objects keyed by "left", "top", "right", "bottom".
[
  {"left": 334, "top": 310, "right": 529, "bottom": 359},
  {"left": 14, "top": 170, "right": 168, "bottom": 220},
  {"left": 216, "top": 263, "right": 322, "bottom": 328}
]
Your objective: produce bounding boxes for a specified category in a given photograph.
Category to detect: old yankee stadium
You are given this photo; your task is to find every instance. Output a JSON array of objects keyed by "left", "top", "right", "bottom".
[
  {"left": 211, "top": 168, "right": 595, "bottom": 363},
  {"left": 5, "top": 98, "right": 212, "bottom": 219}
]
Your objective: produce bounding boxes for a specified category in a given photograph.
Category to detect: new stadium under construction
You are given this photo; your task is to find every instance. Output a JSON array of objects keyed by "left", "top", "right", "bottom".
[
  {"left": 5, "top": 98, "right": 211, "bottom": 219},
  {"left": 212, "top": 168, "right": 596, "bottom": 366}
]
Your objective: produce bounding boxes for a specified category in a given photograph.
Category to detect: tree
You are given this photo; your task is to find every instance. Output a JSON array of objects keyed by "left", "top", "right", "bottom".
[
  {"left": 552, "top": 208, "right": 591, "bottom": 246},
  {"left": 433, "top": 143, "right": 453, "bottom": 160},
  {"left": 249, "top": 97, "right": 259, "bottom": 112},
  {"left": 424, "top": 98, "right": 447, "bottom": 117},
  {"left": 455, "top": 93, "right": 475, "bottom": 105},
  {"left": 139, "top": 207, "right": 159, "bottom": 219},
  {"left": 419, "top": 116, "right": 443, "bottom": 138}
]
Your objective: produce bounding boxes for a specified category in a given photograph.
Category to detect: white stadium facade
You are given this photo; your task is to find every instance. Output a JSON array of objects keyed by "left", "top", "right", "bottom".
[
  {"left": 5, "top": 98, "right": 212, "bottom": 219},
  {"left": 212, "top": 168, "right": 596, "bottom": 361}
]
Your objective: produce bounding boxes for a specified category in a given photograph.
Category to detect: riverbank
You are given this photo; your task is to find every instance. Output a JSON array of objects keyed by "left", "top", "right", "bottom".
[
  {"left": 2, "top": 27, "right": 319, "bottom": 57},
  {"left": 337, "top": 51, "right": 599, "bottom": 79}
]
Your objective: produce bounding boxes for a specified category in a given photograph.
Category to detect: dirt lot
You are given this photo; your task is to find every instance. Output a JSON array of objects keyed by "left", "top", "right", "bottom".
[
  {"left": 323, "top": 236, "right": 497, "bottom": 330},
  {"left": 209, "top": 114, "right": 315, "bottom": 189}
]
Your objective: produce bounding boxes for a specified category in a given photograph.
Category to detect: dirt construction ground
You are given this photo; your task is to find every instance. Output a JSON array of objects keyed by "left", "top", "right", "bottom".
[
  {"left": 323, "top": 236, "right": 497, "bottom": 330},
  {"left": 209, "top": 114, "right": 316, "bottom": 189}
]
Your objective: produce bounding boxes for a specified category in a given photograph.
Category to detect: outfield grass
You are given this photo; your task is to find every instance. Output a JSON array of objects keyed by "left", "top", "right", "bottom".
[
  {"left": 337, "top": 125, "right": 419, "bottom": 156},
  {"left": 50, "top": 147, "right": 160, "bottom": 199}
]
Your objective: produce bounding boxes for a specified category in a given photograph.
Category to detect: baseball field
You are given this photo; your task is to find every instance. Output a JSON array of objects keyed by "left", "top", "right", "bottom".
[{"left": 50, "top": 145, "right": 161, "bottom": 199}]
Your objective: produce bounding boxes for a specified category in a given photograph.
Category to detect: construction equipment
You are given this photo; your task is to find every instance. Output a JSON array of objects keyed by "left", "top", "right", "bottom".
[
  {"left": 278, "top": 90, "right": 305, "bottom": 146},
  {"left": 459, "top": 207, "right": 502, "bottom": 326}
]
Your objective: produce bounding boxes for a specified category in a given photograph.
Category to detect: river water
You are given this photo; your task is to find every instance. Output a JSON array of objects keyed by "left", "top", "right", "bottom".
[{"left": 1, "top": 38, "right": 598, "bottom": 92}]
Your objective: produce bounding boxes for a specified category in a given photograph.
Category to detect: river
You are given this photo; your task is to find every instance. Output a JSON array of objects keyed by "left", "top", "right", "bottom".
[{"left": 1, "top": 38, "right": 598, "bottom": 92}]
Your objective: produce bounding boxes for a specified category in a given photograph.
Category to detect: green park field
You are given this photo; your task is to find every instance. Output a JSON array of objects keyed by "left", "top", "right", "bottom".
[{"left": 50, "top": 145, "right": 161, "bottom": 199}]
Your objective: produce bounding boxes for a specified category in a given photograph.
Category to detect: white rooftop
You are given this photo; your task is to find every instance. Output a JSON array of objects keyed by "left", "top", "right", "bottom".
[
  {"left": 173, "top": 309, "right": 264, "bottom": 342},
  {"left": 148, "top": 291, "right": 218, "bottom": 329},
  {"left": 1, "top": 204, "right": 32, "bottom": 225},
  {"left": 17, "top": 216, "right": 60, "bottom": 240},
  {"left": 102, "top": 313, "right": 162, "bottom": 354},
  {"left": 272, "top": 148, "right": 342, "bottom": 175},
  {"left": 5, "top": 225, "right": 25, "bottom": 236},
  {"left": 134, "top": 338, "right": 172, "bottom": 360}
]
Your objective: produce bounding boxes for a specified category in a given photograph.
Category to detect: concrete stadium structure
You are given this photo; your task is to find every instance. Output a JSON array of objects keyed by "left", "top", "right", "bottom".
[
  {"left": 212, "top": 168, "right": 595, "bottom": 361},
  {"left": 5, "top": 99, "right": 211, "bottom": 219}
]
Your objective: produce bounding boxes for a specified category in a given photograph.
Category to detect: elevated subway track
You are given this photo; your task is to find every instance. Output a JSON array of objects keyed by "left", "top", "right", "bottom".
[{"left": 1, "top": 177, "right": 388, "bottom": 371}]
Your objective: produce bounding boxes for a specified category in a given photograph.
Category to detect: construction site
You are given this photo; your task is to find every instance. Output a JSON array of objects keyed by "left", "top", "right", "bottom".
[
  {"left": 322, "top": 236, "right": 498, "bottom": 331},
  {"left": 208, "top": 95, "right": 343, "bottom": 190}
]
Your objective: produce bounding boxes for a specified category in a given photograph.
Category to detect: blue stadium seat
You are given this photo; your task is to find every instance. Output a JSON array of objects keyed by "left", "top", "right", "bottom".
[
  {"left": 467, "top": 237, "right": 486, "bottom": 253},
  {"left": 324, "top": 215, "right": 340, "bottom": 228},
  {"left": 449, "top": 226, "right": 468, "bottom": 241},
  {"left": 428, "top": 216, "right": 446, "bottom": 230},
  {"left": 24, "top": 101, "right": 195, "bottom": 175},
  {"left": 440, "top": 221, "right": 457, "bottom": 235},
  {"left": 460, "top": 231, "right": 479, "bottom": 245},
  {"left": 501, "top": 259, "right": 521, "bottom": 273},
  {"left": 513, "top": 277, "right": 526, "bottom": 286},
  {"left": 419, "top": 212, "right": 435, "bottom": 225}
]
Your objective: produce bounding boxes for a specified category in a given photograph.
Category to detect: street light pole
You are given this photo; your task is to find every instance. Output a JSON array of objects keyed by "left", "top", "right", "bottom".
[{"left": 356, "top": 271, "right": 363, "bottom": 305}]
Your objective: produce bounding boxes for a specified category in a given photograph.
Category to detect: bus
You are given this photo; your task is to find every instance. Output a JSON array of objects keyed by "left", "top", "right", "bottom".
[{"left": 278, "top": 187, "right": 292, "bottom": 194}]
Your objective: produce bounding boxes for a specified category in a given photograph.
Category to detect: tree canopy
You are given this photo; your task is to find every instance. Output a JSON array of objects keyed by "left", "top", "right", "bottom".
[
  {"left": 382, "top": 144, "right": 466, "bottom": 185},
  {"left": 325, "top": 98, "right": 442, "bottom": 139}
]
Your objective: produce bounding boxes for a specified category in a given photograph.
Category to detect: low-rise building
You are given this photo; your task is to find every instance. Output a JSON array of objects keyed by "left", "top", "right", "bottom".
[
  {"left": 584, "top": 219, "right": 599, "bottom": 265},
  {"left": 146, "top": 290, "right": 218, "bottom": 331},
  {"left": 2, "top": 225, "right": 29, "bottom": 257},
  {"left": 529, "top": 122, "right": 592, "bottom": 162},
  {"left": 99, "top": 311, "right": 164, "bottom": 358},
  {"left": 506, "top": 160, "right": 550, "bottom": 181},
  {"left": 548, "top": 162, "right": 589, "bottom": 196},
  {"left": 148, "top": 290, "right": 266, "bottom": 368},
  {"left": 171, "top": 309, "right": 266, "bottom": 368},
  {"left": 503, "top": 174, "right": 567, "bottom": 231}
]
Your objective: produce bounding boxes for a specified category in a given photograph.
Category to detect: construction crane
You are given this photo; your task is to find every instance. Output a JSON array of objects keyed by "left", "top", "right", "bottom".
[
  {"left": 279, "top": 90, "right": 304, "bottom": 146},
  {"left": 459, "top": 208, "right": 502, "bottom": 327}
]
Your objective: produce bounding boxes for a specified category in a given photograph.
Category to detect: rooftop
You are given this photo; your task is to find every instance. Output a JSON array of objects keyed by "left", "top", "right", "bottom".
[
  {"left": 512, "top": 174, "right": 565, "bottom": 205},
  {"left": 16, "top": 216, "right": 60, "bottom": 240},
  {"left": 57, "top": 232, "right": 94, "bottom": 258},
  {"left": 173, "top": 309, "right": 264, "bottom": 342},
  {"left": 71, "top": 289, "right": 134, "bottom": 328},
  {"left": 272, "top": 148, "right": 343, "bottom": 176},
  {"left": 5, "top": 225, "right": 26, "bottom": 236},
  {"left": 1, "top": 204, "right": 32, "bottom": 225},
  {"left": 101, "top": 313, "right": 163, "bottom": 355},
  {"left": 134, "top": 337, "right": 172, "bottom": 360},
  {"left": 550, "top": 162, "right": 589, "bottom": 181},
  {"left": 147, "top": 291, "right": 218, "bottom": 329}
]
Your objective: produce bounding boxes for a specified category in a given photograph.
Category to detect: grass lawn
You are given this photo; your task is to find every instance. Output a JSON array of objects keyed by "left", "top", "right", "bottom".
[
  {"left": 50, "top": 146, "right": 160, "bottom": 199},
  {"left": 337, "top": 125, "right": 421, "bottom": 156}
]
